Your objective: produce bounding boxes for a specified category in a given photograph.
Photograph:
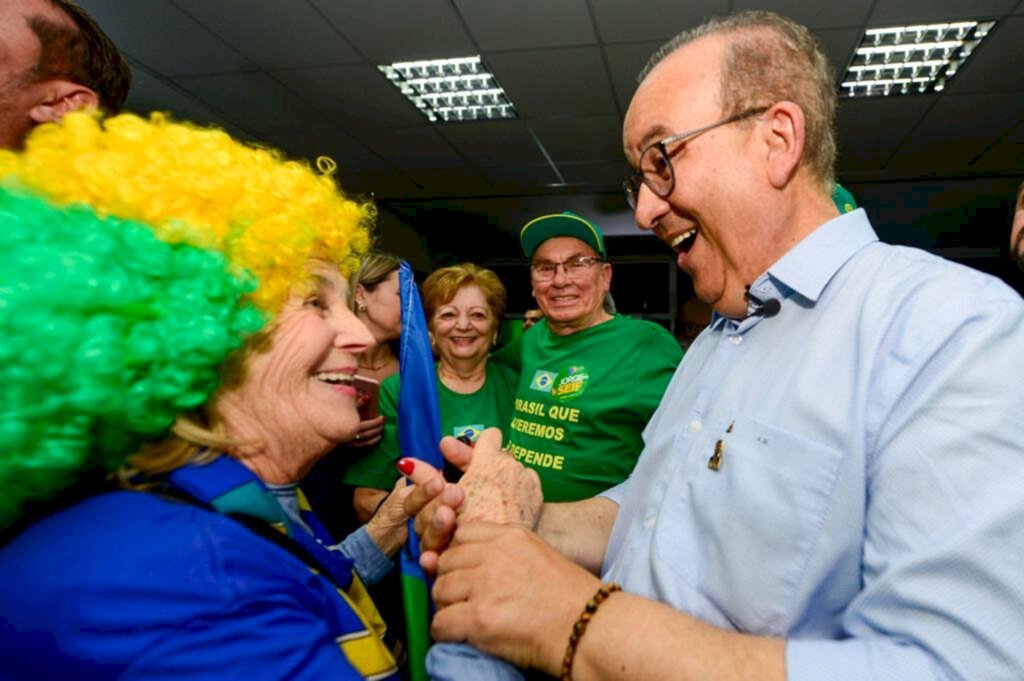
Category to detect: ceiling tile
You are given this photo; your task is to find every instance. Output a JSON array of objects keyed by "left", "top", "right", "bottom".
[
  {"left": 530, "top": 115, "right": 623, "bottom": 163},
  {"left": 312, "top": 0, "right": 475, "bottom": 61},
  {"left": 439, "top": 120, "right": 547, "bottom": 166},
  {"left": 868, "top": 0, "right": 1017, "bottom": 25},
  {"left": 76, "top": 0, "right": 254, "bottom": 76},
  {"left": 886, "top": 92, "right": 1024, "bottom": 172},
  {"left": 944, "top": 17, "right": 1024, "bottom": 94},
  {"left": 486, "top": 47, "right": 617, "bottom": 117},
  {"left": 836, "top": 95, "right": 937, "bottom": 172},
  {"left": 172, "top": 0, "right": 360, "bottom": 69},
  {"left": 261, "top": 130, "right": 391, "bottom": 171},
  {"left": 407, "top": 168, "right": 492, "bottom": 196},
  {"left": 271, "top": 64, "right": 425, "bottom": 128},
  {"left": 361, "top": 127, "right": 468, "bottom": 169},
  {"left": 173, "top": 72, "right": 330, "bottom": 133},
  {"left": 813, "top": 28, "right": 862, "bottom": 79},
  {"left": 125, "top": 64, "right": 242, "bottom": 133},
  {"left": 590, "top": 0, "right": 727, "bottom": 43},
  {"left": 604, "top": 42, "right": 663, "bottom": 111},
  {"left": 453, "top": 0, "right": 595, "bottom": 50},
  {"left": 478, "top": 164, "right": 560, "bottom": 190},
  {"left": 733, "top": 0, "right": 872, "bottom": 28},
  {"left": 339, "top": 169, "right": 421, "bottom": 199},
  {"left": 557, "top": 161, "right": 631, "bottom": 188}
]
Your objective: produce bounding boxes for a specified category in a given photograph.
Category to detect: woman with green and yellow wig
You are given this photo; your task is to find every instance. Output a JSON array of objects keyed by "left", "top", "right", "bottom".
[{"left": 0, "top": 112, "right": 439, "bottom": 680}]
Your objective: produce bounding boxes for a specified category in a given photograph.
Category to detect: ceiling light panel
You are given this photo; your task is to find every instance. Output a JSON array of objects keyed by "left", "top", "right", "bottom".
[
  {"left": 841, "top": 21, "right": 996, "bottom": 98},
  {"left": 379, "top": 56, "right": 517, "bottom": 122}
]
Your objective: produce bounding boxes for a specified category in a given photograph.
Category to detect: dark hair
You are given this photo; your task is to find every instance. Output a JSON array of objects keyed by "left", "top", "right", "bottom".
[{"left": 30, "top": 0, "right": 131, "bottom": 112}]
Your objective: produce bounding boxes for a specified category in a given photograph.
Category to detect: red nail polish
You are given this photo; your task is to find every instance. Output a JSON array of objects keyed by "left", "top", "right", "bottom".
[{"left": 396, "top": 459, "right": 415, "bottom": 476}]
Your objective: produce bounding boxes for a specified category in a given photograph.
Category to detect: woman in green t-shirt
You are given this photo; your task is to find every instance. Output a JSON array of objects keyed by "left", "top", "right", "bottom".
[{"left": 346, "top": 263, "right": 519, "bottom": 521}]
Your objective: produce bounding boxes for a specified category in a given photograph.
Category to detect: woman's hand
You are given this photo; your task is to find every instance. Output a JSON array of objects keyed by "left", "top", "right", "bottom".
[
  {"left": 346, "top": 415, "right": 384, "bottom": 448},
  {"left": 401, "top": 428, "right": 542, "bottom": 574},
  {"left": 364, "top": 460, "right": 446, "bottom": 557}
]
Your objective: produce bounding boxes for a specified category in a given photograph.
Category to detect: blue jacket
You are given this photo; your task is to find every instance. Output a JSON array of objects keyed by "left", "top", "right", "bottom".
[{"left": 0, "top": 459, "right": 399, "bottom": 680}]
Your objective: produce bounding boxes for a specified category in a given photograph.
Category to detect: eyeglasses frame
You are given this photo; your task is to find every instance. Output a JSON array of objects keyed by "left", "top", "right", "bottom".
[
  {"left": 622, "top": 106, "right": 770, "bottom": 210},
  {"left": 530, "top": 255, "right": 605, "bottom": 282}
]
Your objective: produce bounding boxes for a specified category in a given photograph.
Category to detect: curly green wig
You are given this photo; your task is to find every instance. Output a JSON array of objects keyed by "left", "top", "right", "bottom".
[
  {"left": 0, "top": 187, "right": 264, "bottom": 527},
  {"left": 0, "top": 112, "right": 375, "bottom": 528}
]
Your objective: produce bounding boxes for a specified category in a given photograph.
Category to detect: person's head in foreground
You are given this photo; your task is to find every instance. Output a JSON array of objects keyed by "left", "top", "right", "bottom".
[
  {"left": 520, "top": 211, "right": 612, "bottom": 335},
  {"left": 0, "top": 0, "right": 130, "bottom": 149},
  {"left": 623, "top": 10, "right": 838, "bottom": 318},
  {"left": 0, "top": 112, "right": 429, "bottom": 680}
]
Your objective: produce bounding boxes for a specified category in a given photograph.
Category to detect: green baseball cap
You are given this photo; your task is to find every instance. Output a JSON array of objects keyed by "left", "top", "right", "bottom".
[
  {"left": 520, "top": 211, "right": 606, "bottom": 260},
  {"left": 832, "top": 184, "right": 857, "bottom": 214}
]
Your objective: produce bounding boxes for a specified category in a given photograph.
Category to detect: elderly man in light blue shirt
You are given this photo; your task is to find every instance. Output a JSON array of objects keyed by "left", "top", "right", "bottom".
[{"left": 413, "top": 10, "right": 1024, "bottom": 681}]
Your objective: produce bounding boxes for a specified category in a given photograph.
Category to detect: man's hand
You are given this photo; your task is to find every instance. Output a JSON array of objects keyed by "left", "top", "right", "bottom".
[
  {"left": 430, "top": 521, "right": 600, "bottom": 674},
  {"left": 401, "top": 428, "right": 542, "bottom": 573}
]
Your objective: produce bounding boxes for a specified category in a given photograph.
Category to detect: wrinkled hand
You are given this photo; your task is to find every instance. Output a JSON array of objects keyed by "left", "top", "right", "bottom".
[
  {"left": 364, "top": 460, "right": 443, "bottom": 557},
  {"left": 402, "top": 428, "right": 542, "bottom": 574},
  {"left": 430, "top": 521, "right": 600, "bottom": 674},
  {"left": 347, "top": 415, "right": 384, "bottom": 448}
]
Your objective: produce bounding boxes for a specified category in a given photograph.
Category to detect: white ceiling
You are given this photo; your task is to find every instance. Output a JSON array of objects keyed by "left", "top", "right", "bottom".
[{"left": 77, "top": 0, "right": 1024, "bottom": 200}]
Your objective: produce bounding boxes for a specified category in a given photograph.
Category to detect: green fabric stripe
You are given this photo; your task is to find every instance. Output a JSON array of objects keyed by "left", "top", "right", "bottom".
[{"left": 401, "top": 573, "right": 431, "bottom": 681}]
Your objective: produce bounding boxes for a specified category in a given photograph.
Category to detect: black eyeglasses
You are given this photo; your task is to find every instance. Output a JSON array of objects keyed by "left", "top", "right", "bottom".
[{"left": 622, "top": 107, "right": 769, "bottom": 210}]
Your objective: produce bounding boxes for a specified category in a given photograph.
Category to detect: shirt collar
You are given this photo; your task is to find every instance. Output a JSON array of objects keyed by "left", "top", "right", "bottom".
[
  {"left": 764, "top": 208, "right": 877, "bottom": 303},
  {"left": 709, "top": 208, "right": 877, "bottom": 330}
]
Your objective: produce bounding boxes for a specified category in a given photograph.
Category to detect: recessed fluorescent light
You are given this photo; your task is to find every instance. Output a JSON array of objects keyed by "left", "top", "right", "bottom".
[
  {"left": 378, "top": 56, "right": 517, "bottom": 122},
  {"left": 840, "top": 20, "right": 996, "bottom": 98}
]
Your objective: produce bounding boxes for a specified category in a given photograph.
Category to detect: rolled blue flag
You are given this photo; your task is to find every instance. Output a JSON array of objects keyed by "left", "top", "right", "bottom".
[{"left": 396, "top": 261, "right": 443, "bottom": 681}]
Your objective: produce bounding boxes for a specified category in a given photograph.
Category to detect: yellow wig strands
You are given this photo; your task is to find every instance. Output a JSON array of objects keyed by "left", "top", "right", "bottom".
[
  {"left": 0, "top": 188, "right": 264, "bottom": 528},
  {"left": 4, "top": 112, "right": 374, "bottom": 313}
]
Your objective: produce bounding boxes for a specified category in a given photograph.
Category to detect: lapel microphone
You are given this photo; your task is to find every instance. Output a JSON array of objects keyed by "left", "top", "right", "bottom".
[{"left": 744, "top": 286, "right": 781, "bottom": 318}]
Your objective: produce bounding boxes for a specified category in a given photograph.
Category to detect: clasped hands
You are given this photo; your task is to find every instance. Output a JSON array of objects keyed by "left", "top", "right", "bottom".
[{"left": 398, "top": 428, "right": 602, "bottom": 673}]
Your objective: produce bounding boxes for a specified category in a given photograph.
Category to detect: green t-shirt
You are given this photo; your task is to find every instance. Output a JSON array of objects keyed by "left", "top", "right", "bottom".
[
  {"left": 491, "top": 315, "right": 681, "bottom": 502},
  {"left": 341, "top": 362, "right": 519, "bottom": 490}
]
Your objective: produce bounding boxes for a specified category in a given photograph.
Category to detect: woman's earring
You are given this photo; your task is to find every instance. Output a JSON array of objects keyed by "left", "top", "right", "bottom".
[{"left": 357, "top": 302, "right": 366, "bottom": 312}]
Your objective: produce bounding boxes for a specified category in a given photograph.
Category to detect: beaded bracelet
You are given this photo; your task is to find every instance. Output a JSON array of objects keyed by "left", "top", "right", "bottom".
[{"left": 560, "top": 582, "right": 622, "bottom": 681}]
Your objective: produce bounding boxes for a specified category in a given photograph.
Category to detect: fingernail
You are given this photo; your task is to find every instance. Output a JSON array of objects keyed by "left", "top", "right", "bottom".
[
  {"left": 396, "top": 459, "right": 415, "bottom": 476},
  {"left": 433, "top": 513, "right": 445, "bottom": 528}
]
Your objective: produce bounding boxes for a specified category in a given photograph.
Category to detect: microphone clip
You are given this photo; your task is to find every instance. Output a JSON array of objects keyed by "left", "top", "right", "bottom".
[{"left": 744, "top": 287, "right": 781, "bottom": 318}]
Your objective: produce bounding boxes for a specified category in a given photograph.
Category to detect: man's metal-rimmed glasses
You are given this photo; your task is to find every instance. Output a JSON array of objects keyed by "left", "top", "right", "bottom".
[
  {"left": 530, "top": 256, "right": 603, "bottom": 282},
  {"left": 622, "top": 107, "right": 769, "bottom": 210}
]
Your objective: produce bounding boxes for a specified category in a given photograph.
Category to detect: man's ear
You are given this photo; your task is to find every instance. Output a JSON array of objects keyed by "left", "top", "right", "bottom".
[
  {"left": 29, "top": 81, "right": 99, "bottom": 124},
  {"left": 762, "top": 101, "right": 805, "bottom": 189}
]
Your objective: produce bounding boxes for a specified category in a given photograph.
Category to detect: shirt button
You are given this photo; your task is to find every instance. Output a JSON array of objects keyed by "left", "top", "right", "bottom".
[
  {"left": 689, "top": 419, "right": 702, "bottom": 433},
  {"left": 730, "top": 334, "right": 742, "bottom": 345},
  {"left": 644, "top": 516, "right": 656, "bottom": 529}
]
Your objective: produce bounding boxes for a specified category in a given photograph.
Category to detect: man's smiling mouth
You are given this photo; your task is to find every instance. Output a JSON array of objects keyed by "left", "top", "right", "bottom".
[{"left": 670, "top": 228, "right": 698, "bottom": 253}]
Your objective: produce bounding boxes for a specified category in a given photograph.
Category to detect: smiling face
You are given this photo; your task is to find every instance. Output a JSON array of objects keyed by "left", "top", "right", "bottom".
[
  {"left": 624, "top": 35, "right": 780, "bottom": 318},
  {"left": 531, "top": 236, "right": 611, "bottom": 335},
  {"left": 1012, "top": 182, "right": 1024, "bottom": 270},
  {"left": 430, "top": 284, "right": 497, "bottom": 367},
  {"left": 218, "top": 262, "right": 375, "bottom": 475}
]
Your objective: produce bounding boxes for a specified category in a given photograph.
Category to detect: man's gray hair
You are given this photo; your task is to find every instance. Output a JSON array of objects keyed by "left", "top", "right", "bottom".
[{"left": 639, "top": 11, "right": 837, "bottom": 189}]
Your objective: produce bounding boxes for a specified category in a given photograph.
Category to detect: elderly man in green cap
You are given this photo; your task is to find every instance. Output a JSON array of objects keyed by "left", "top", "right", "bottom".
[{"left": 491, "top": 211, "right": 681, "bottom": 503}]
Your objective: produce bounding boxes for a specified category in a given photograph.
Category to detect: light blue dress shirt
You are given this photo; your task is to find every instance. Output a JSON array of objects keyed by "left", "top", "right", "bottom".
[{"left": 603, "top": 209, "right": 1024, "bottom": 680}]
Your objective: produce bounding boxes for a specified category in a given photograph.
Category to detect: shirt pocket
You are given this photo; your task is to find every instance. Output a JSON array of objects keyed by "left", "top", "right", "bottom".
[{"left": 655, "top": 412, "right": 845, "bottom": 634}]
